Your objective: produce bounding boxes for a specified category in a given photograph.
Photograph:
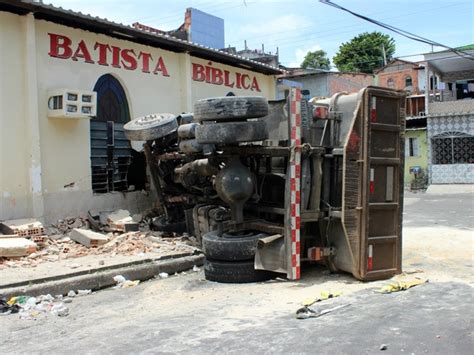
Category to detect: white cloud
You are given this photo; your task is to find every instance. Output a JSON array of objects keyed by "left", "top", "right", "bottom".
[{"left": 287, "top": 44, "right": 322, "bottom": 68}]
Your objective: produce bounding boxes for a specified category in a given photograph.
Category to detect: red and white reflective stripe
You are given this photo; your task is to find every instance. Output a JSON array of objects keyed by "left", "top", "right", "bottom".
[
  {"left": 289, "top": 87, "right": 302, "bottom": 280},
  {"left": 367, "top": 244, "right": 373, "bottom": 271},
  {"left": 370, "top": 168, "right": 375, "bottom": 194},
  {"left": 370, "top": 96, "right": 377, "bottom": 122}
]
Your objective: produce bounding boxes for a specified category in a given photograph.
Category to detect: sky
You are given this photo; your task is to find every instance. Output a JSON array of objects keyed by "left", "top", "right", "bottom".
[{"left": 49, "top": 0, "right": 474, "bottom": 68}]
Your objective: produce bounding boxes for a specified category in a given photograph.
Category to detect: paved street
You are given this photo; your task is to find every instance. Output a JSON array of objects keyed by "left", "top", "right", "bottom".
[{"left": 1, "top": 187, "right": 473, "bottom": 354}]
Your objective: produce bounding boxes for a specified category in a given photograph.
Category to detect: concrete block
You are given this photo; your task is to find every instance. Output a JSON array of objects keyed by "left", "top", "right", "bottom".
[
  {"left": 70, "top": 228, "right": 109, "bottom": 248},
  {"left": 0, "top": 218, "right": 44, "bottom": 237},
  {"left": 99, "top": 209, "right": 134, "bottom": 232},
  {"left": 0, "top": 234, "right": 20, "bottom": 239},
  {"left": 0, "top": 238, "right": 37, "bottom": 257}
]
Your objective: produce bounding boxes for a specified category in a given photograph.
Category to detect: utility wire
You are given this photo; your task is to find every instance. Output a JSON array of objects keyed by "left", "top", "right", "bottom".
[
  {"left": 232, "top": 1, "right": 460, "bottom": 44},
  {"left": 319, "top": 0, "right": 474, "bottom": 61},
  {"left": 235, "top": 2, "right": 468, "bottom": 56}
]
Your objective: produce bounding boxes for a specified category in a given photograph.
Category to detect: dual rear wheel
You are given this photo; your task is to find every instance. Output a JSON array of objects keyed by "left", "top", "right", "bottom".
[{"left": 202, "top": 230, "right": 277, "bottom": 283}]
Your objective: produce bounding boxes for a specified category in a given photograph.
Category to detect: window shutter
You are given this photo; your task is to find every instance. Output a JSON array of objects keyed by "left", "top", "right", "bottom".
[{"left": 413, "top": 138, "right": 419, "bottom": 156}]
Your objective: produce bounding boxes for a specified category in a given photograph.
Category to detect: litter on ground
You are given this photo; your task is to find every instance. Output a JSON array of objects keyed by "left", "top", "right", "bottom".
[
  {"left": 296, "top": 303, "right": 350, "bottom": 320},
  {"left": 378, "top": 274, "right": 428, "bottom": 294},
  {"left": 302, "top": 290, "right": 343, "bottom": 307},
  {"left": 113, "top": 274, "right": 140, "bottom": 289}
]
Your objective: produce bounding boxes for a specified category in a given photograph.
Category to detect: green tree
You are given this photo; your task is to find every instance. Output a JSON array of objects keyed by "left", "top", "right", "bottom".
[
  {"left": 300, "top": 49, "right": 331, "bottom": 70},
  {"left": 333, "top": 32, "right": 395, "bottom": 73}
]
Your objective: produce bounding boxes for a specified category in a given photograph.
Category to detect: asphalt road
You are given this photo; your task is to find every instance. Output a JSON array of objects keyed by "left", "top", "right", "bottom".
[{"left": 1, "top": 188, "right": 473, "bottom": 354}]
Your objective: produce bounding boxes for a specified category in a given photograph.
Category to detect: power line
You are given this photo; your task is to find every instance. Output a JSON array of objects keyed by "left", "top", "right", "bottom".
[
  {"left": 319, "top": 0, "right": 474, "bottom": 61},
  {"left": 231, "top": 0, "right": 442, "bottom": 44},
  {"left": 232, "top": 2, "right": 468, "bottom": 57}
]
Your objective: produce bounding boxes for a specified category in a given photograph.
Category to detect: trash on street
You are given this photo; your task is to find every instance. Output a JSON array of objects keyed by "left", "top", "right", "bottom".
[
  {"left": 296, "top": 303, "right": 351, "bottom": 320},
  {"left": 302, "top": 290, "right": 343, "bottom": 307},
  {"left": 113, "top": 274, "right": 140, "bottom": 288},
  {"left": 378, "top": 274, "right": 428, "bottom": 294},
  {"left": 1, "top": 294, "right": 72, "bottom": 319}
]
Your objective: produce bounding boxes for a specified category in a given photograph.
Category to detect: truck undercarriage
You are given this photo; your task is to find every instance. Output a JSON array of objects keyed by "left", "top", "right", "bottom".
[{"left": 124, "top": 86, "right": 406, "bottom": 283}]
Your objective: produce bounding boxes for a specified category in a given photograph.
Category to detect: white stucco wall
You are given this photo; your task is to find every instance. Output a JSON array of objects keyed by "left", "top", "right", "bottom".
[
  {"left": 0, "top": 11, "right": 277, "bottom": 223},
  {"left": 0, "top": 13, "right": 31, "bottom": 219}
]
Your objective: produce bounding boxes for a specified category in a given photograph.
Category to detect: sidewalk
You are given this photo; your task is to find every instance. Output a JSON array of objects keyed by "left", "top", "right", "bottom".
[
  {"left": 0, "top": 250, "right": 204, "bottom": 298},
  {"left": 0, "top": 220, "right": 204, "bottom": 298},
  {"left": 426, "top": 184, "right": 474, "bottom": 195}
]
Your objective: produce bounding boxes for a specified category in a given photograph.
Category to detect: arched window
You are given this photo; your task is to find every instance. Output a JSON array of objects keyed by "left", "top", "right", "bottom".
[
  {"left": 432, "top": 131, "right": 473, "bottom": 165},
  {"left": 93, "top": 74, "right": 130, "bottom": 123},
  {"left": 405, "top": 76, "right": 413, "bottom": 88},
  {"left": 387, "top": 78, "right": 395, "bottom": 89}
]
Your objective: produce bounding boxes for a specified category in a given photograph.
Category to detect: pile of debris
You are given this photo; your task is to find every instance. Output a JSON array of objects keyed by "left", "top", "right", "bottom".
[{"left": 0, "top": 210, "right": 199, "bottom": 269}]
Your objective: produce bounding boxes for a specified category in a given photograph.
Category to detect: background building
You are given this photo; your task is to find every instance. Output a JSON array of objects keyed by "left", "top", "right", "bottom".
[
  {"left": 374, "top": 59, "right": 424, "bottom": 94},
  {"left": 276, "top": 69, "right": 375, "bottom": 100},
  {"left": 423, "top": 46, "right": 474, "bottom": 184},
  {"left": 375, "top": 50, "right": 474, "bottom": 186}
]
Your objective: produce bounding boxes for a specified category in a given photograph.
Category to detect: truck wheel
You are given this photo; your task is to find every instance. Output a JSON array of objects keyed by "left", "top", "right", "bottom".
[
  {"left": 204, "top": 259, "right": 275, "bottom": 283},
  {"left": 151, "top": 215, "right": 187, "bottom": 234},
  {"left": 194, "top": 96, "right": 269, "bottom": 122},
  {"left": 195, "top": 121, "right": 268, "bottom": 144},
  {"left": 202, "top": 230, "right": 267, "bottom": 261},
  {"left": 124, "top": 113, "right": 178, "bottom": 141}
]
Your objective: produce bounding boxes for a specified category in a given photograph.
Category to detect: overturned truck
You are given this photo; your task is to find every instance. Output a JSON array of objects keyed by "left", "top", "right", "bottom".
[{"left": 124, "top": 87, "right": 406, "bottom": 283}]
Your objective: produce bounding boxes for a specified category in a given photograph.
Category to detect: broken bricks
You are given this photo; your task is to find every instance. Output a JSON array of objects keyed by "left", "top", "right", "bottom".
[
  {"left": 0, "top": 218, "right": 44, "bottom": 237},
  {"left": 0, "top": 238, "right": 37, "bottom": 257},
  {"left": 70, "top": 228, "right": 109, "bottom": 248},
  {"left": 99, "top": 209, "right": 139, "bottom": 232}
]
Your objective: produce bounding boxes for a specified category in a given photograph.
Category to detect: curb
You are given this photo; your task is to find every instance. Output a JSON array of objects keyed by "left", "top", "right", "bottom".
[{"left": 0, "top": 254, "right": 205, "bottom": 299}]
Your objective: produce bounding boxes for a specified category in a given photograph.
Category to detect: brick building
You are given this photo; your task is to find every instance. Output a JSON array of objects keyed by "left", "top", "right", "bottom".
[
  {"left": 374, "top": 59, "right": 423, "bottom": 94},
  {"left": 276, "top": 69, "right": 374, "bottom": 99}
]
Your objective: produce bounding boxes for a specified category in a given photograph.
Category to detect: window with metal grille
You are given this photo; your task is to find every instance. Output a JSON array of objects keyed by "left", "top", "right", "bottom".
[
  {"left": 432, "top": 131, "right": 473, "bottom": 165},
  {"left": 91, "top": 74, "right": 132, "bottom": 193},
  {"left": 405, "top": 76, "right": 412, "bottom": 88},
  {"left": 405, "top": 137, "right": 419, "bottom": 157}
]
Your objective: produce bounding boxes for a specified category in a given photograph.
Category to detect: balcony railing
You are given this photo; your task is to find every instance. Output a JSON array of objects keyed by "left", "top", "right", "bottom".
[{"left": 429, "top": 99, "right": 474, "bottom": 115}]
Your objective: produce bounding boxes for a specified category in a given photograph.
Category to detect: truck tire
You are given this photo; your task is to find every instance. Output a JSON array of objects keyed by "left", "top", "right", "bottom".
[
  {"left": 204, "top": 259, "right": 275, "bottom": 283},
  {"left": 195, "top": 121, "right": 268, "bottom": 144},
  {"left": 124, "top": 113, "right": 178, "bottom": 141},
  {"left": 194, "top": 96, "right": 269, "bottom": 122},
  {"left": 151, "top": 215, "right": 187, "bottom": 234},
  {"left": 202, "top": 230, "right": 267, "bottom": 261}
]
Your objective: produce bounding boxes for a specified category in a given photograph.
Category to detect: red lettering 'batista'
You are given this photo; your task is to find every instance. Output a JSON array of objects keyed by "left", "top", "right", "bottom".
[
  {"left": 48, "top": 33, "right": 72, "bottom": 59},
  {"left": 71, "top": 40, "right": 94, "bottom": 63},
  {"left": 153, "top": 57, "right": 169, "bottom": 76},
  {"left": 94, "top": 42, "right": 111, "bottom": 66},
  {"left": 121, "top": 49, "right": 137, "bottom": 70},
  {"left": 139, "top": 52, "right": 153, "bottom": 73}
]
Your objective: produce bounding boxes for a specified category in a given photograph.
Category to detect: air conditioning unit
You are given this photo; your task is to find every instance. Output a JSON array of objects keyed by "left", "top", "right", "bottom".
[{"left": 47, "top": 89, "right": 97, "bottom": 119}]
